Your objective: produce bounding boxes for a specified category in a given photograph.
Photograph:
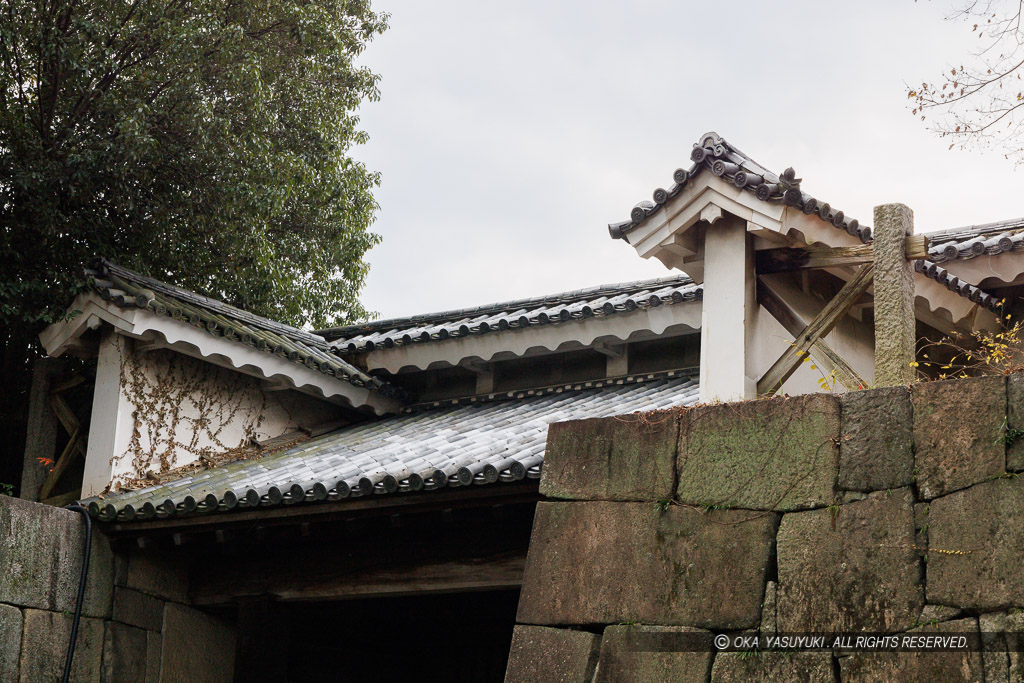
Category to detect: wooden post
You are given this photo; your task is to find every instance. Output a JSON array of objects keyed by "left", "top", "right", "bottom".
[{"left": 872, "top": 203, "right": 917, "bottom": 386}]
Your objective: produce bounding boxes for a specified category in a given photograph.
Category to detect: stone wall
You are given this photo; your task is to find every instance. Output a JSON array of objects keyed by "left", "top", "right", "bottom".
[
  {"left": 0, "top": 496, "right": 234, "bottom": 682},
  {"left": 508, "top": 375, "right": 1024, "bottom": 682}
]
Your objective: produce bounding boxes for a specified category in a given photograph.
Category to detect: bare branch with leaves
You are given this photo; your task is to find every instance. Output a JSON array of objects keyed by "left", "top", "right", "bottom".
[
  {"left": 910, "top": 0, "right": 1024, "bottom": 163},
  {"left": 918, "top": 313, "right": 1024, "bottom": 379}
]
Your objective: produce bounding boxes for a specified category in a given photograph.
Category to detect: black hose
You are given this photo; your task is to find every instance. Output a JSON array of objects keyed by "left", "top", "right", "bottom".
[{"left": 63, "top": 504, "right": 92, "bottom": 683}]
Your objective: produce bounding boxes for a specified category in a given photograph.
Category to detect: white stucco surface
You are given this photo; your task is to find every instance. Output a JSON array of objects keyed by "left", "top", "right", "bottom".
[{"left": 84, "top": 337, "right": 338, "bottom": 496}]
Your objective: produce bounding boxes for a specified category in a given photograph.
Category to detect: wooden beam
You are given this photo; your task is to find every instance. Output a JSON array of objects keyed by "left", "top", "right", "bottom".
[
  {"left": 51, "top": 374, "right": 86, "bottom": 394},
  {"left": 41, "top": 489, "right": 83, "bottom": 507},
  {"left": 756, "top": 235, "right": 929, "bottom": 274},
  {"left": 593, "top": 342, "right": 624, "bottom": 358},
  {"left": 103, "top": 480, "right": 541, "bottom": 537},
  {"left": 757, "top": 264, "right": 875, "bottom": 396},
  {"left": 757, "top": 278, "right": 867, "bottom": 391},
  {"left": 190, "top": 551, "right": 527, "bottom": 606}
]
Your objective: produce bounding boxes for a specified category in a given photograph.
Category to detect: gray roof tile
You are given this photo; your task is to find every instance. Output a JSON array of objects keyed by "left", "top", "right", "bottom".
[
  {"left": 86, "top": 259, "right": 404, "bottom": 398},
  {"left": 318, "top": 275, "right": 702, "bottom": 353},
  {"left": 85, "top": 371, "right": 700, "bottom": 522}
]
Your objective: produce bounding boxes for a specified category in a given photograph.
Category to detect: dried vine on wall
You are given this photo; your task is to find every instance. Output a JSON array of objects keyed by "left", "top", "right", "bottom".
[{"left": 113, "top": 345, "right": 268, "bottom": 485}]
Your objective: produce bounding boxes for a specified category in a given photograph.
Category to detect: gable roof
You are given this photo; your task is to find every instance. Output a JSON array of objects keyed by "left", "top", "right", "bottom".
[
  {"left": 85, "top": 371, "right": 700, "bottom": 522},
  {"left": 318, "top": 274, "right": 702, "bottom": 354},
  {"left": 86, "top": 259, "right": 404, "bottom": 399},
  {"left": 608, "top": 131, "right": 873, "bottom": 245},
  {"left": 607, "top": 131, "right": 1003, "bottom": 313}
]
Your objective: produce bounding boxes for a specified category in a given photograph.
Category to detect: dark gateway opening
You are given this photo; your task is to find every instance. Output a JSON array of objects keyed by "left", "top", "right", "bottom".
[
  {"left": 283, "top": 589, "right": 520, "bottom": 682},
  {"left": 138, "top": 484, "right": 543, "bottom": 682}
]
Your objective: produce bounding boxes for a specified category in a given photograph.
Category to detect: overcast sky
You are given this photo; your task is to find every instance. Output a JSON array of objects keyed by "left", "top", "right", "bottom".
[{"left": 351, "top": 0, "right": 1021, "bottom": 321}]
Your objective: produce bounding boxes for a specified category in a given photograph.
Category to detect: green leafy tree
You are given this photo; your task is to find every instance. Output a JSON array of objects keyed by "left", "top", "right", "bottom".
[{"left": 0, "top": 0, "right": 389, "bottom": 491}]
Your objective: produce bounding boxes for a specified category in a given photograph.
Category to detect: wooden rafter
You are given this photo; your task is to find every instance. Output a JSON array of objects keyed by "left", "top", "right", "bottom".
[
  {"left": 757, "top": 278, "right": 867, "bottom": 392},
  {"left": 757, "top": 264, "right": 875, "bottom": 396},
  {"left": 756, "top": 235, "right": 929, "bottom": 274}
]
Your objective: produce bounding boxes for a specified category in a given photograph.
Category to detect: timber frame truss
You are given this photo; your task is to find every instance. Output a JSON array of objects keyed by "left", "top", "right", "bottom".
[{"left": 755, "top": 235, "right": 928, "bottom": 397}]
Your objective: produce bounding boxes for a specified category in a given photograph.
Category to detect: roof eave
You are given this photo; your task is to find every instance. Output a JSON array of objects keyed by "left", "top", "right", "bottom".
[{"left": 41, "top": 293, "right": 401, "bottom": 415}]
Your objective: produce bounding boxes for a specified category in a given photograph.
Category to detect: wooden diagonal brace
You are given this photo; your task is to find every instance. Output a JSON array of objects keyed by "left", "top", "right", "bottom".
[
  {"left": 757, "top": 277, "right": 867, "bottom": 392},
  {"left": 757, "top": 264, "right": 875, "bottom": 396},
  {"left": 39, "top": 424, "right": 81, "bottom": 501}
]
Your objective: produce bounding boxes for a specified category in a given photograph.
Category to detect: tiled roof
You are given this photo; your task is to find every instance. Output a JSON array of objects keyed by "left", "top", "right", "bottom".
[
  {"left": 318, "top": 275, "right": 702, "bottom": 354},
  {"left": 608, "top": 131, "right": 873, "bottom": 244},
  {"left": 84, "top": 371, "right": 700, "bottom": 522},
  {"left": 924, "top": 217, "right": 1024, "bottom": 263},
  {"left": 86, "top": 259, "right": 403, "bottom": 397},
  {"left": 608, "top": 131, "right": 1002, "bottom": 311}
]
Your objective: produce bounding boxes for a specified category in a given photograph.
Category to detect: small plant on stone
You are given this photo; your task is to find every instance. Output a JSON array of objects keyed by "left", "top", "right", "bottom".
[
  {"left": 653, "top": 499, "right": 671, "bottom": 514},
  {"left": 0, "top": 482, "right": 12, "bottom": 496},
  {"left": 998, "top": 416, "right": 1024, "bottom": 446}
]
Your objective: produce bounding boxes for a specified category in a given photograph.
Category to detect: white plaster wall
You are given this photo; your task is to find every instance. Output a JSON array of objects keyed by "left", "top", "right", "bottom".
[{"left": 105, "top": 341, "right": 337, "bottom": 490}]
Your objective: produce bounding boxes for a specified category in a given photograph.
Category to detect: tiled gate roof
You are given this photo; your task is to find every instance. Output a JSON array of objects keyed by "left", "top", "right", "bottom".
[{"left": 85, "top": 372, "right": 700, "bottom": 522}]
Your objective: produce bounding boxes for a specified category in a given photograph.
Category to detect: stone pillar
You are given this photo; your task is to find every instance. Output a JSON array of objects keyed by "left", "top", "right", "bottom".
[
  {"left": 699, "top": 213, "right": 756, "bottom": 403},
  {"left": 20, "top": 358, "right": 62, "bottom": 501},
  {"left": 872, "top": 204, "right": 916, "bottom": 386}
]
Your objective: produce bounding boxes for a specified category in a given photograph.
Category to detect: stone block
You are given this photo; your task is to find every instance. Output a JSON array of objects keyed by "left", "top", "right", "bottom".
[
  {"left": 1006, "top": 373, "right": 1024, "bottom": 471},
  {"left": 160, "top": 603, "right": 235, "bottom": 683},
  {"left": 84, "top": 531, "right": 116, "bottom": 619},
  {"left": 113, "top": 553, "right": 129, "bottom": 588},
  {"left": 0, "top": 496, "right": 114, "bottom": 617},
  {"left": 19, "top": 608, "right": 103, "bottom": 683},
  {"left": 917, "top": 604, "right": 961, "bottom": 626},
  {"left": 504, "top": 625, "right": 600, "bottom": 683},
  {"left": 838, "top": 617, "right": 982, "bottom": 682},
  {"left": 593, "top": 625, "right": 711, "bottom": 683},
  {"left": 541, "top": 414, "right": 678, "bottom": 501},
  {"left": 839, "top": 386, "right": 914, "bottom": 491},
  {"left": 759, "top": 581, "right": 777, "bottom": 639},
  {"left": 677, "top": 394, "right": 839, "bottom": 511},
  {"left": 912, "top": 375, "right": 1006, "bottom": 499},
  {"left": 710, "top": 652, "right": 834, "bottom": 682},
  {"left": 979, "top": 610, "right": 1024, "bottom": 683},
  {"left": 112, "top": 587, "right": 164, "bottom": 631},
  {"left": 0, "top": 604, "right": 21, "bottom": 682},
  {"left": 927, "top": 477, "right": 1024, "bottom": 609},
  {"left": 102, "top": 621, "right": 147, "bottom": 683},
  {"left": 777, "top": 488, "right": 922, "bottom": 632},
  {"left": 517, "top": 501, "right": 777, "bottom": 629},
  {"left": 126, "top": 551, "right": 188, "bottom": 603},
  {"left": 145, "top": 632, "right": 162, "bottom": 683}
]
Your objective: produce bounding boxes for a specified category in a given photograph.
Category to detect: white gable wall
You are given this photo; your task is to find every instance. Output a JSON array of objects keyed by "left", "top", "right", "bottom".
[{"left": 83, "top": 331, "right": 338, "bottom": 497}]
